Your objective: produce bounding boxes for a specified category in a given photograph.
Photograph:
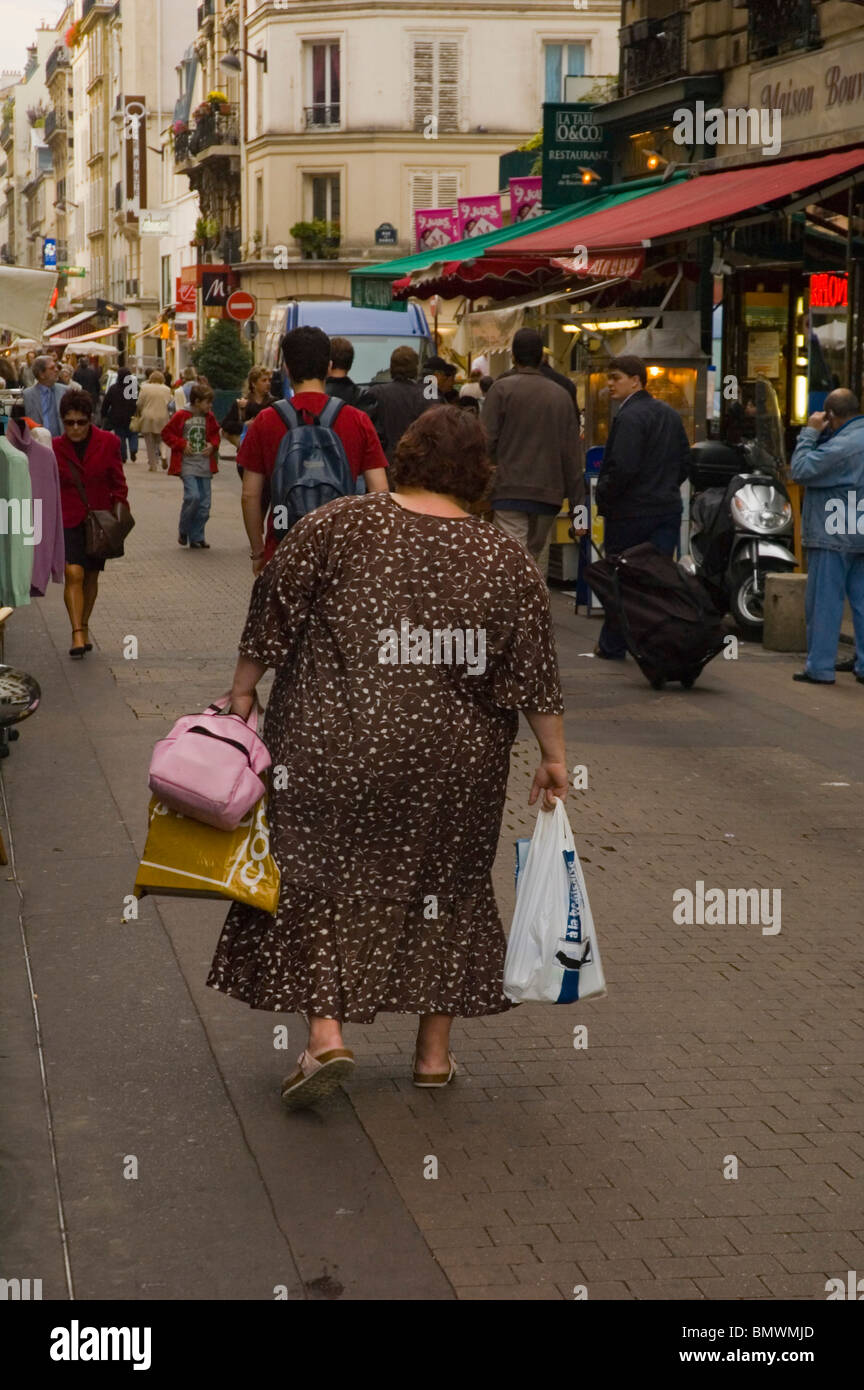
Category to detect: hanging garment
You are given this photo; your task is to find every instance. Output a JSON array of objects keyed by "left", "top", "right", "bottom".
[
  {"left": 6, "top": 418, "right": 65, "bottom": 597},
  {"left": 0, "top": 433, "right": 35, "bottom": 607}
]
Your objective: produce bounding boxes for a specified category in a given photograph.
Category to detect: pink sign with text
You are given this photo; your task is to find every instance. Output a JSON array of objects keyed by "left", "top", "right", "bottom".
[
  {"left": 509, "top": 176, "right": 543, "bottom": 223},
  {"left": 457, "top": 194, "right": 502, "bottom": 239},
  {"left": 414, "top": 208, "right": 460, "bottom": 253}
]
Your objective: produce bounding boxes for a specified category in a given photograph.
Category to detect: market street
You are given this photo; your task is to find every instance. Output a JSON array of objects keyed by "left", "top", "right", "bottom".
[{"left": 2, "top": 460, "right": 862, "bottom": 1302}]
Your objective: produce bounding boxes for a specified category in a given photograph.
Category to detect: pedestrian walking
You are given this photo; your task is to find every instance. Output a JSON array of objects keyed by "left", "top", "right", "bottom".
[
  {"left": 483, "top": 327, "right": 585, "bottom": 569},
  {"left": 20, "top": 351, "right": 37, "bottom": 388},
  {"left": 790, "top": 388, "right": 864, "bottom": 684},
  {"left": 21, "top": 355, "right": 67, "bottom": 436},
  {"left": 594, "top": 354, "right": 691, "bottom": 659},
  {"left": 136, "top": 369, "right": 174, "bottom": 471},
  {"left": 369, "top": 346, "right": 429, "bottom": 463},
  {"left": 325, "top": 336, "right": 379, "bottom": 425},
  {"left": 52, "top": 389, "right": 128, "bottom": 658},
  {"left": 221, "top": 366, "right": 274, "bottom": 455},
  {"left": 101, "top": 366, "right": 140, "bottom": 464},
  {"left": 238, "top": 326, "right": 389, "bottom": 574},
  {"left": 161, "top": 383, "right": 221, "bottom": 550},
  {"left": 424, "top": 354, "right": 460, "bottom": 404},
  {"left": 173, "top": 365, "right": 197, "bottom": 412},
  {"left": 207, "top": 405, "right": 568, "bottom": 1109},
  {"left": 73, "top": 354, "right": 102, "bottom": 404}
]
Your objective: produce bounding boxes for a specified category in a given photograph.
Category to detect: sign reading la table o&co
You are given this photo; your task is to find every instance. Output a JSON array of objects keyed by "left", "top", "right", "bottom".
[{"left": 542, "top": 103, "right": 612, "bottom": 209}]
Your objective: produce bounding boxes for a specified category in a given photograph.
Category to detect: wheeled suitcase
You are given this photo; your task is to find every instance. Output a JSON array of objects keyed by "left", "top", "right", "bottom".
[{"left": 584, "top": 541, "right": 727, "bottom": 689}]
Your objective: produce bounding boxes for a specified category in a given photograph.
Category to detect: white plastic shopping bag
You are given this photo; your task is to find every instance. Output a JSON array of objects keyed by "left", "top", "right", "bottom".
[{"left": 503, "top": 799, "right": 606, "bottom": 1004}]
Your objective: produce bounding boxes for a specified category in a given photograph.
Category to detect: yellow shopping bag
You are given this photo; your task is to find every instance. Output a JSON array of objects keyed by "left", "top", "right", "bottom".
[{"left": 133, "top": 795, "right": 279, "bottom": 912}]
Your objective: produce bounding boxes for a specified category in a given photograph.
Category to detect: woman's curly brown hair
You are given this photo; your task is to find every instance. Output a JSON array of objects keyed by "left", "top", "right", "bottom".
[{"left": 391, "top": 404, "right": 492, "bottom": 503}]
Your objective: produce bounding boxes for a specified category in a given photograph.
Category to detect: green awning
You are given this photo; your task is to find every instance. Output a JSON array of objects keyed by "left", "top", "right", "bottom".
[{"left": 350, "top": 173, "right": 688, "bottom": 307}]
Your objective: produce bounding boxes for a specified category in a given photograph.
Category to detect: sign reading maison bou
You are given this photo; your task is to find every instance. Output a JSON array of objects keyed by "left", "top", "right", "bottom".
[
  {"left": 542, "top": 102, "right": 612, "bottom": 209},
  {"left": 748, "top": 39, "right": 864, "bottom": 147}
]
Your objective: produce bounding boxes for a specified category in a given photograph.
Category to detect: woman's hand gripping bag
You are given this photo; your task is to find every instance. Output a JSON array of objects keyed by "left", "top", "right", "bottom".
[
  {"left": 503, "top": 798, "right": 606, "bottom": 1005},
  {"left": 133, "top": 795, "right": 279, "bottom": 913}
]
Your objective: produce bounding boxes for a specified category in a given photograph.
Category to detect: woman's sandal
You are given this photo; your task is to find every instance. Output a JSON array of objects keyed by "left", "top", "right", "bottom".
[
  {"left": 81, "top": 625, "right": 93, "bottom": 652},
  {"left": 412, "top": 1052, "right": 457, "bottom": 1088},
  {"left": 69, "top": 627, "right": 87, "bottom": 659},
  {"left": 281, "top": 1048, "right": 355, "bottom": 1111}
]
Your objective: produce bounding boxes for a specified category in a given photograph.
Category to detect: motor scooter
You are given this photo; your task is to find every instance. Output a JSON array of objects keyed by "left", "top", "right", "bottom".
[{"left": 683, "top": 380, "right": 796, "bottom": 637}]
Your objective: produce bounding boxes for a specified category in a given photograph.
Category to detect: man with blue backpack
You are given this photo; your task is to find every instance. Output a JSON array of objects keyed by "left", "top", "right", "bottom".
[{"left": 239, "top": 327, "right": 390, "bottom": 574}]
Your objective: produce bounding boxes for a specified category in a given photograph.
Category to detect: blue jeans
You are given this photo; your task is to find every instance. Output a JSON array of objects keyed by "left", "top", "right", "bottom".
[
  {"left": 804, "top": 548, "right": 864, "bottom": 681},
  {"left": 179, "top": 474, "right": 211, "bottom": 544},
  {"left": 597, "top": 511, "right": 681, "bottom": 657},
  {"left": 114, "top": 426, "right": 139, "bottom": 462}
]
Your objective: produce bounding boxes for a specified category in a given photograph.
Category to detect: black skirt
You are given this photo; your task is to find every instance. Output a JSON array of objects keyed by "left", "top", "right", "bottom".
[{"left": 63, "top": 523, "right": 106, "bottom": 572}]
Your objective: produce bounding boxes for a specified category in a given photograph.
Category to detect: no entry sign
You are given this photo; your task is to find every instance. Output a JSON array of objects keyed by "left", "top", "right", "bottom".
[{"left": 226, "top": 290, "right": 257, "bottom": 322}]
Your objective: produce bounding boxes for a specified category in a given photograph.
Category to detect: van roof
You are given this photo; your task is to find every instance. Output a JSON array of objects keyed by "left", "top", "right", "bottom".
[{"left": 293, "top": 301, "right": 428, "bottom": 337}]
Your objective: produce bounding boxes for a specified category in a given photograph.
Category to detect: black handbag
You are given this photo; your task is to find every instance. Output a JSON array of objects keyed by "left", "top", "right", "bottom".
[{"left": 66, "top": 452, "right": 135, "bottom": 560}]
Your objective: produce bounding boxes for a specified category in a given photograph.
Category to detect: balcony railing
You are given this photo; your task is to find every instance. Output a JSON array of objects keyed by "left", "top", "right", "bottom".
[
  {"left": 304, "top": 104, "right": 341, "bottom": 129},
  {"left": 45, "top": 108, "right": 66, "bottom": 140},
  {"left": 188, "top": 105, "right": 240, "bottom": 156},
  {"left": 620, "top": 11, "right": 687, "bottom": 98},
  {"left": 197, "top": 0, "right": 215, "bottom": 26},
  {"left": 748, "top": 0, "right": 820, "bottom": 61},
  {"left": 82, "top": 0, "right": 113, "bottom": 19},
  {"left": 173, "top": 128, "right": 191, "bottom": 163},
  {"left": 0, "top": 121, "right": 12, "bottom": 150},
  {"left": 45, "top": 45, "right": 70, "bottom": 84}
]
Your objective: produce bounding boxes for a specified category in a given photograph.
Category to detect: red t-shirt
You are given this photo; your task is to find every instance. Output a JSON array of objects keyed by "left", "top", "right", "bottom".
[{"left": 239, "top": 392, "right": 388, "bottom": 559}]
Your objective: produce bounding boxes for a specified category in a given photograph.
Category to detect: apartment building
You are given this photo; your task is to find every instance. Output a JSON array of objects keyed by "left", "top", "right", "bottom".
[
  {"left": 171, "top": 0, "right": 619, "bottom": 321},
  {"left": 57, "top": 0, "right": 197, "bottom": 348},
  {"left": 0, "top": 33, "right": 56, "bottom": 273}
]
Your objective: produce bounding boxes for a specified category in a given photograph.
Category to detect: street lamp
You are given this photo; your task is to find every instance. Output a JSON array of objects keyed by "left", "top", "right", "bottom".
[{"left": 221, "top": 49, "right": 268, "bottom": 75}]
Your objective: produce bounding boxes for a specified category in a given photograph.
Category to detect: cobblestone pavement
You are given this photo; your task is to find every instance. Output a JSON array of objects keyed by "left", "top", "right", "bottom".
[{"left": 2, "top": 457, "right": 862, "bottom": 1301}]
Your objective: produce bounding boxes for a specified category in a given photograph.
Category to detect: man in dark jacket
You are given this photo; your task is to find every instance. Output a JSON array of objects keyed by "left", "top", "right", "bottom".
[
  {"left": 594, "top": 354, "right": 690, "bottom": 658},
  {"left": 369, "top": 346, "right": 429, "bottom": 462},
  {"left": 325, "top": 336, "right": 379, "bottom": 425},
  {"left": 483, "top": 327, "right": 585, "bottom": 568},
  {"left": 73, "top": 355, "right": 102, "bottom": 403}
]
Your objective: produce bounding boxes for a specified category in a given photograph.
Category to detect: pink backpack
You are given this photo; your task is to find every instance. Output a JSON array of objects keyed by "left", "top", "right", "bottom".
[{"left": 148, "top": 695, "right": 271, "bottom": 830}]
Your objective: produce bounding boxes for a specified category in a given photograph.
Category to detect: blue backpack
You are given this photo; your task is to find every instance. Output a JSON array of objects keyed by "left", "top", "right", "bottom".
[{"left": 270, "top": 397, "right": 354, "bottom": 536}]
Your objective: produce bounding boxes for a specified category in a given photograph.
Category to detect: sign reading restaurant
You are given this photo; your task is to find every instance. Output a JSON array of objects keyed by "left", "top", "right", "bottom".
[{"left": 748, "top": 40, "right": 864, "bottom": 144}]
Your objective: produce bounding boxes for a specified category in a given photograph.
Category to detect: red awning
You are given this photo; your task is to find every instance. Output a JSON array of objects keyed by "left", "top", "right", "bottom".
[
  {"left": 489, "top": 149, "right": 864, "bottom": 259},
  {"left": 393, "top": 257, "right": 566, "bottom": 301}
]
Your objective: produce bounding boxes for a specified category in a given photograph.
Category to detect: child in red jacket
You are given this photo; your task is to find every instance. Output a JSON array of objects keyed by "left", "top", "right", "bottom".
[{"left": 161, "top": 384, "right": 221, "bottom": 549}]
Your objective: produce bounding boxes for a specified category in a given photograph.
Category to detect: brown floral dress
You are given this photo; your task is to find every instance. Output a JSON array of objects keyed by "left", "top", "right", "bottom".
[{"left": 207, "top": 492, "right": 563, "bottom": 1023}]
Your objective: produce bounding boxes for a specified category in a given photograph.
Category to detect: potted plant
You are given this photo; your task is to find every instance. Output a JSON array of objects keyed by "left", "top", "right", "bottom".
[
  {"left": 289, "top": 218, "right": 341, "bottom": 261},
  {"left": 207, "top": 89, "right": 230, "bottom": 115},
  {"left": 172, "top": 119, "right": 188, "bottom": 136},
  {"left": 64, "top": 20, "right": 82, "bottom": 49}
]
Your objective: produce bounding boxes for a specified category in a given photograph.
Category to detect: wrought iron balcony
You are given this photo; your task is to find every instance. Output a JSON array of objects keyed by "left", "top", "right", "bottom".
[
  {"left": 197, "top": 0, "right": 215, "bottom": 27},
  {"left": 173, "top": 128, "right": 191, "bottom": 163},
  {"left": 188, "top": 105, "right": 240, "bottom": 156},
  {"left": 45, "top": 108, "right": 66, "bottom": 140},
  {"left": 304, "top": 104, "right": 341, "bottom": 129},
  {"left": 45, "top": 45, "right": 70, "bottom": 84},
  {"left": 620, "top": 11, "right": 687, "bottom": 98},
  {"left": 0, "top": 121, "right": 12, "bottom": 150},
  {"left": 747, "top": 0, "right": 820, "bottom": 61},
  {"left": 82, "top": 0, "right": 113, "bottom": 19}
]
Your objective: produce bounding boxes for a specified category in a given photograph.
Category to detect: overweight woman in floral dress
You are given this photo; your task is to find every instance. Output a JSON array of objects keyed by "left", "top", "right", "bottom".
[{"left": 208, "top": 406, "right": 568, "bottom": 1109}]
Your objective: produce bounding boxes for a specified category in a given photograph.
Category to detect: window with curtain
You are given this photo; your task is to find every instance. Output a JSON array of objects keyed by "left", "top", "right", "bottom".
[
  {"left": 544, "top": 43, "right": 586, "bottom": 102},
  {"left": 306, "top": 42, "right": 341, "bottom": 127}
]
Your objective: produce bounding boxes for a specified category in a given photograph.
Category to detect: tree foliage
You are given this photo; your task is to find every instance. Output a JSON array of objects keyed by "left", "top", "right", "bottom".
[{"left": 191, "top": 318, "right": 253, "bottom": 390}]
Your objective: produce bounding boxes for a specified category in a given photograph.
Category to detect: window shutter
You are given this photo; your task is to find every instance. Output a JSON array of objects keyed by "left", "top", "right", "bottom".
[
  {"left": 412, "top": 41, "right": 435, "bottom": 132},
  {"left": 435, "top": 171, "right": 459, "bottom": 211},
  {"left": 437, "top": 42, "right": 460, "bottom": 132},
  {"left": 410, "top": 170, "right": 435, "bottom": 229}
]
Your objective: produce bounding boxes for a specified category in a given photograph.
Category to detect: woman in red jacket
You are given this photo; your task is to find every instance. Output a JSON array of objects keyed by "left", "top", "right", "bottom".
[
  {"left": 53, "top": 389, "right": 129, "bottom": 659},
  {"left": 160, "top": 384, "right": 221, "bottom": 549}
]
